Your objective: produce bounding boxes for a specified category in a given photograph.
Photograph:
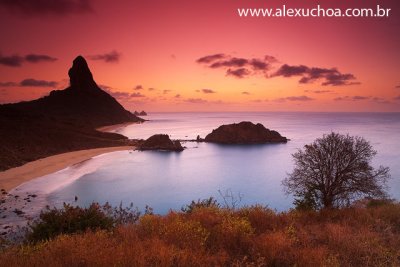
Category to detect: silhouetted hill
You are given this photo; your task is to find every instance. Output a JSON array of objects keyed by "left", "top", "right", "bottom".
[{"left": 0, "top": 56, "right": 143, "bottom": 171}]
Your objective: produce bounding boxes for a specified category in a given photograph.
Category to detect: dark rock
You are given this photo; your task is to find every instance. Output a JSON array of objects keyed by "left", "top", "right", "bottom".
[
  {"left": 68, "top": 56, "right": 97, "bottom": 90},
  {"left": 13, "top": 209, "right": 24, "bottom": 215},
  {"left": 205, "top": 121, "right": 288, "bottom": 144},
  {"left": 134, "top": 110, "right": 147, "bottom": 116},
  {"left": 139, "top": 134, "right": 184, "bottom": 151}
]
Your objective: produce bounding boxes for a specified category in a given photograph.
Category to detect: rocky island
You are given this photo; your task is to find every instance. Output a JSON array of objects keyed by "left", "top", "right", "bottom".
[
  {"left": 138, "top": 134, "right": 184, "bottom": 151},
  {"left": 204, "top": 121, "right": 288, "bottom": 144}
]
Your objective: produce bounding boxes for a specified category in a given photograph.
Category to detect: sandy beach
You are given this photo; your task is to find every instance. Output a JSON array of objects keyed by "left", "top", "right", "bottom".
[
  {"left": 0, "top": 146, "right": 134, "bottom": 192},
  {"left": 97, "top": 122, "right": 139, "bottom": 133}
]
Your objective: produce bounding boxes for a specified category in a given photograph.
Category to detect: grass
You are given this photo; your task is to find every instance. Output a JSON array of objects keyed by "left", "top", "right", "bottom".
[{"left": 0, "top": 202, "right": 399, "bottom": 266}]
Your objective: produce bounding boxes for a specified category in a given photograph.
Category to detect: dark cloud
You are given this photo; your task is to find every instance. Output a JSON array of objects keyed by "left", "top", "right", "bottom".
[
  {"left": 393, "top": 95, "right": 400, "bottom": 100},
  {"left": 396, "top": 85, "right": 400, "bottom": 89},
  {"left": 210, "top": 57, "right": 248, "bottom": 68},
  {"left": 227, "top": 68, "right": 250, "bottom": 78},
  {"left": 202, "top": 89, "right": 216, "bottom": 94},
  {"left": 133, "top": 85, "right": 143, "bottom": 90},
  {"left": 274, "top": 65, "right": 358, "bottom": 86},
  {"left": 24, "top": 54, "right": 57, "bottom": 63},
  {"left": 185, "top": 98, "right": 208, "bottom": 104},
  {"left": 0, "top": 53, "right": 57, "bottom": 67},
  {"left": 334, "top": 95, "right": 369, "bottom": 101},
  {"left": 305, "top": 89, "right": 333, "bottom": 94},
  {"left": 131, "top": 92, "right": 145, "bottom": 98},
  {"left": 274, "top": 64, "right": 308, "bottom": 77},
  {"left": 0, "top": 0, "right": 93, "bottom": 16},
  {"left": 163, "top": 89, "right": 171, "bottom": 94},
  {"left": 0, "top": 54, "right": 24, "bottom": 67},
  {"left": 20, "top": 78, "right": 57, "bottom": 87},
  {"left": 275, "top": 95, "right": 314, "bottom": 102},
  {"left": 242, "top": 91, "right": 251, "bottom": 95},
  {"left": 148, "top": 87, "right": 155, "bottom": 91},
  {"left": 88, "top": 51, "right": 120, "bottom": 63},
  {"left": 197, "top": 53, "right": 275, "bottom": 79},
  {"left": 175, "top": 94, "right": 181, "bottom": 98},
  {"left": 371, "top": 97, "right": 391, "bottom": 104},
  {"left": 0, "top": 81, "right": 18, "bottom": 87},
  {"left": 197, "top": 53, "right": 358, "bottom": 86},
  {"left": 196, "top": 53, "right": 226, "bottom": 64}
]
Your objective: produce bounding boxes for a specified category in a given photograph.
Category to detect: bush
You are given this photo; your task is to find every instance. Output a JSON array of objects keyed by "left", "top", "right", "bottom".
[
  {"left": 181, "top": 197, "right": 220, "bottom": 213},
  {"left": 28, "top": 202, "right": 140, "bottom": 243}
]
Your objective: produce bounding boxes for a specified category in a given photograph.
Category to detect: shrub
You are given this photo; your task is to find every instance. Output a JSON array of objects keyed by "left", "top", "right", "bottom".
[
  {"left": 181, "top": 197, "right": 219, "bottom": 213},
  {"left": 27, "top": 202, "right": 140, "bottom": 243}
]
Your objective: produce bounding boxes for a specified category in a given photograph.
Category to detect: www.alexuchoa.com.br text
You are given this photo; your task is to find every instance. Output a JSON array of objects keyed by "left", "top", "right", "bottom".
[{"left": 237, "top": 5, "right": 391, "bottom": 18}]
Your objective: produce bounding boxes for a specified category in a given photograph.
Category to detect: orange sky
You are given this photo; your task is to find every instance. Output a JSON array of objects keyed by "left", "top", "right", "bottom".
[{"left": 0, "top": 0, "right": 399, "bottom": 112}]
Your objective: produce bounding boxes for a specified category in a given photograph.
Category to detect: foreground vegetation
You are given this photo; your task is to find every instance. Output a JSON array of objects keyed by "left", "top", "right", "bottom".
[{"left": 1, "top": 200, "right": 399, "bottom": 266}]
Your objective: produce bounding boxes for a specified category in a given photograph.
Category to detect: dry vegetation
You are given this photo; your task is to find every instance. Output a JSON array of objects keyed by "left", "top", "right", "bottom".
[{"left": 1, "top": 202, "right": 399, "bottom": 266}]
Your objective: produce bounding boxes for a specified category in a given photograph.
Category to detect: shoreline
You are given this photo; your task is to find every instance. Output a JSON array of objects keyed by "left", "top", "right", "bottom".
[
  {"left": 96, "top": 122, "right": 139, "bottom": 133},
  {"left": 0, "top": 146, "right": 134, "bottom": 192}
]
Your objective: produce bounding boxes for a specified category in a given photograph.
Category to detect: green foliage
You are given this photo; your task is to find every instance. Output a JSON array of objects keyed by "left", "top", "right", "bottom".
[
  {"left": 181, "top": 197, "right": 220, "bottom": 213},
  {"left": 27, "top": 202, "right": 140, "bottom": 243}
]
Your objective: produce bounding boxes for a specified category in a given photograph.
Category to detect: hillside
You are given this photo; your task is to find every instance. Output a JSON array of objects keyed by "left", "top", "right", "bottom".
[{"left": 0, "top": 56, "right": 143, "bottom": 171}]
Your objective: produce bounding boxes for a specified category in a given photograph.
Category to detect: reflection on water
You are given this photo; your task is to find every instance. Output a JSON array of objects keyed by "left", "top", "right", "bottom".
[{"left": 41, "top": 112, "right": 400, "bottom": 213}]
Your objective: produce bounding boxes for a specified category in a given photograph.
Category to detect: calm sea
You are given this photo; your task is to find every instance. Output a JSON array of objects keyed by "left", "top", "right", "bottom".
[{"left": 26, "top": 112, "right": 400, "bottom": 213}]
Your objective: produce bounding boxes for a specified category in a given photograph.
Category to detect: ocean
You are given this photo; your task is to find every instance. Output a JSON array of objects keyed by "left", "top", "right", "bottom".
[{"left": 19, "top": 112, "right": 400, "bottom": 213}]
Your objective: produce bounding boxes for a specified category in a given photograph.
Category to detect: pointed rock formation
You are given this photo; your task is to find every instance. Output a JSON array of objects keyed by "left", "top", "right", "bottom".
[{"left": 68, "top": 55, "right": 97, "bottom": 90}]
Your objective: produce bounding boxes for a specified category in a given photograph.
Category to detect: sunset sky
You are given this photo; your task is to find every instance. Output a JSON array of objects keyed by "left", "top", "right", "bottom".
[{"left": 0, "top": 0, "right": 399, "bottom": 112}]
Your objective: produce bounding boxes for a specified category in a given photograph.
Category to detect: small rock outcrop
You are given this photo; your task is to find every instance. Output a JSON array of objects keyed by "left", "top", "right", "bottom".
[
  {"left": 134, "top": 110, "right": 147, "bottom": 116},
  {"left": 204, "top": 121, "right": 287, "bottom": 144},
  {"left": 139, "top": 134, "right": 184, "bottom": 151}
]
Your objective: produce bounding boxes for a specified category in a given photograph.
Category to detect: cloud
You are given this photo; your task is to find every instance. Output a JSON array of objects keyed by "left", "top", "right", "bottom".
[
  {"left": 88, "top": 51, "right": 120, "bottom": 63},
  {"left": 274, "top": 65, "right": 358, "bottom": 86},
  {"left": 131, "top": 92, "right": 145, "bottom": 98},
  {"left": 175, "top": 94, "right": 181, "bottom": 98},
  {"left": 201, "top": 89, "right": 216, "bottom": 94},
  {"left": 396, "top": 85, "right": 400, "bottom": 89},
  {"left": 305, "top": 90, "right": 333, "bottom": 94},
  {"left": 197, "top": 53, "right": 358, "bottom": 86},
  {"left": 0, "top": 54, "right": 24, "bottom": 67},
  {"left": 185, "top": 98, "right": 208, "bottom": 104},
  {"left": 133, "top": 85, "right": 143, "bottom": 90},
  {"left": 0, "top": 81, "right": 18, "bottom": 87},
  {"left": 24, "top": 54, "right": 57, "bottom": 63},
  {"left": 0, "top": 53, "right": 57, "bottom": 67},
  {"left": 334, "top": 95, "right": 369, "bottom": 101},
  {"left": 227, "top": 68, "right": 250, "bottom": 78},
  {"left": 393, "top": 95, "right": 400, "bottom": 100},
  {"left": 163, "top": 89, "right": 171, "bottom": 94},
  {"left": 196, "top": 53, "right": 275, "bottom": 79},
  {"left": 196, "top": 53, "right": 226, "bottom": 64},
  {"left": 242, "top": 91, "right": 251, "bottom": 95},
  {"left": 20, "top": 78, "right": 57, "bottom": 87},
  {"left": 371, "top": 97, "right": 390, "bottom": 104},
  {"left": 0, "top": 0, "right": 93, "bottom": 16},
  {"left": 275, "top": 95, "right": 314, "bottom": 102}
]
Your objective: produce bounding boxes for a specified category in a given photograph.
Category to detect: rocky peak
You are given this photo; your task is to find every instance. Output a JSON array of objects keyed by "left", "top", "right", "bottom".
[{"left": 68, "top": 55, "right": 97, "bottom": 90}]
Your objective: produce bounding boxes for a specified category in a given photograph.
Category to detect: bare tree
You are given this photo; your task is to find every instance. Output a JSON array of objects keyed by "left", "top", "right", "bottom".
[{"left": 283, "top": 132, "right": 390, "bottom": 210}]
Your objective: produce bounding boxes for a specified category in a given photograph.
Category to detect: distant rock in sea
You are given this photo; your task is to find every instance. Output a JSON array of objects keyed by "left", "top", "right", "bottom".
[
  {"left": 204, "top": 121, "right": 288, "bottom": 144},
  {"left": 139, "top": 134, "right": 184, "bottom": 151},
  {"left": 134, "top": 110, "right": 147, "bottom": 116}
]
